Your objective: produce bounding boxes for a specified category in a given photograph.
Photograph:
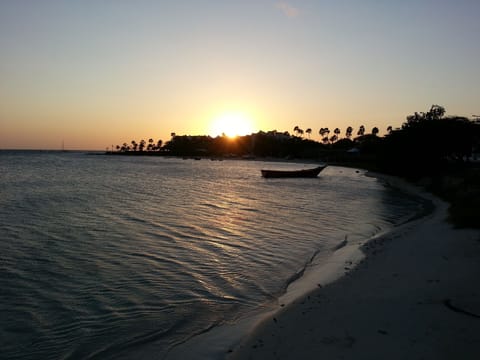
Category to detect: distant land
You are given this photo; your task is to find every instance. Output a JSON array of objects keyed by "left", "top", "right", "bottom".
[{"left": 107, "top": 105, "right": 480, "bottom": 229}]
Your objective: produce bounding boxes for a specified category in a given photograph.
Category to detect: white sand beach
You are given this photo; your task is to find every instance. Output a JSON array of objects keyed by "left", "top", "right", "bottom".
[{"left": 229, "top": 176, "right": 480, "bottom": 360}]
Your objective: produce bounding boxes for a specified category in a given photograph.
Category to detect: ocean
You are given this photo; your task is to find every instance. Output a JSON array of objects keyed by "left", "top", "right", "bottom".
[{"left": 0, "top": 151, "right": 428, "bottom": 359}]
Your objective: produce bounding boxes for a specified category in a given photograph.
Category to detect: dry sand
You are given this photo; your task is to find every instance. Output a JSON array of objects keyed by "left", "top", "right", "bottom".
[{"left": 229, "top": 175, "right": 480, "bottom": 360}]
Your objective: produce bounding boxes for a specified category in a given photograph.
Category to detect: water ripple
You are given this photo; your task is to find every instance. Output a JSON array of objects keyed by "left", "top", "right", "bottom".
[{"left": 0, "top": 153, "right": 428, "bottom": 359}]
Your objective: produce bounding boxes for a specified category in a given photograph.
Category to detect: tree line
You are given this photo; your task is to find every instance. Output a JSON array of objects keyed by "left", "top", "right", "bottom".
[
  {"left": 108, "top": 104, "right": 480, "bottom": 228},
  {"left": 112, "top": 123, "right": 387, "bottom": 155},
  {"left": 115, "top": 138, "right": 163, "bottom": 152},
  {"left": 293, "top": 124, "right": 382, "bottom": 143},
  {"left": 109, "top": 105, "right": 480, "bottom": 175}
]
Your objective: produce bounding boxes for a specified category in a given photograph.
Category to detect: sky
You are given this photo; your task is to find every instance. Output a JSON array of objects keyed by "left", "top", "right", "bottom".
[{"left": 1, "top": 0, "right": 479, "bottom": 150}]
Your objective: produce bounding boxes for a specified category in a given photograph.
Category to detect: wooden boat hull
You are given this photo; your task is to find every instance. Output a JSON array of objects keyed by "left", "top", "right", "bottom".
[{"left": 261, "top": 165, "right": 326, "bottom": 178}]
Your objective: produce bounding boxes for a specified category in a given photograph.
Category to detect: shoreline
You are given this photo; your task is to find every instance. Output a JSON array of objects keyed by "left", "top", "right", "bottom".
[
  {"left": 227, "top": 174, "right": 480, "bottom": 359},
  {"left": 165, "top": 225, "right": 372, "bottom": 360},
  {"left": 164, "top": 171, "right": 447, "bottom": 359}
]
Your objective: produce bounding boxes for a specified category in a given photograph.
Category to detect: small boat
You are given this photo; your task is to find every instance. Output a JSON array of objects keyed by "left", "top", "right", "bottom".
[{"left": 261, "top": 165, "right": 326, "bottom": 178}]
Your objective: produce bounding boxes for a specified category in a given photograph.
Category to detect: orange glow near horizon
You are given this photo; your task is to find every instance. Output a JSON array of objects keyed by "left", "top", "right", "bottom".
[{"left": 208, "top": 111, "right": 255, "bottom": 138}]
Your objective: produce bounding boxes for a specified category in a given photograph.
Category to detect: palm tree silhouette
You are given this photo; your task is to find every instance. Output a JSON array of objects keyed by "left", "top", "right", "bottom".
[
  {"left": 357, "top": 125, "right": 365, "bottom": 137},
  {"left": 334, "top": 128, "right": 341, "bottom": 139},
  {"left": 293, "top": 126, "right": 304, "bottom": 137},
  {"left": 345, "top": 126, "right": 353, "bottom": 139},
  {"left": 321, "top": 128, "right": 330, "bottom": 144}
]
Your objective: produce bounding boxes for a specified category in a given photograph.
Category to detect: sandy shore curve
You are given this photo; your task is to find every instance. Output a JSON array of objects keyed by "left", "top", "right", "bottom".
[{"left": 228, "top": 174, "right": 480, "bottom": 360}]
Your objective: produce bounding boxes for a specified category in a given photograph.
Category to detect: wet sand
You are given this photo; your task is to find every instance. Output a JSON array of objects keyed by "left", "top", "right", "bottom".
[{"left": 229, "top": 175, "right": 480, "bottom": 360}]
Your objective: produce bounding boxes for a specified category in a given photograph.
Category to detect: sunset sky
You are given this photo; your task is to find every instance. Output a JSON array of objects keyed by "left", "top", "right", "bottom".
[{"left": 1, "top": 1, "right": 479, "bottom": 150}]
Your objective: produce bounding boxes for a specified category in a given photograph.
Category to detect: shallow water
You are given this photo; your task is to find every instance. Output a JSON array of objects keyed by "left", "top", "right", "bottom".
[{"left": 0, "top": 151, "right": 426, "bottom": 359}]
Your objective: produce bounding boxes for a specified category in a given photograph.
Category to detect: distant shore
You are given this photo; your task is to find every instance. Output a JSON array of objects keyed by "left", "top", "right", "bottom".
[{"left": 227, "top": 173, "right": 480, "bottom": 360}]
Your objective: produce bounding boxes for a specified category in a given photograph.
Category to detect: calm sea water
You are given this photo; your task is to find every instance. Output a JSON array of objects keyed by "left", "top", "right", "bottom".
[{"left": 0, "top": 151, "right": 426, "bottom": 359}]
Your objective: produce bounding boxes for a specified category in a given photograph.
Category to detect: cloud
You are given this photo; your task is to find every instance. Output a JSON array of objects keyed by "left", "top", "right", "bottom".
[{"left": 276, "top": 1, "right": 300, "bottom": 18}]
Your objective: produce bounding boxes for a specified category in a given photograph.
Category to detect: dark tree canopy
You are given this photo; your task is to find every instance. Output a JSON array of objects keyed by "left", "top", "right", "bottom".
[
  {"left": 110, "top": 104, "right": 480, "bottom": 180},
  {"left": 379, "top": 106, "right": 479, "bottom": 177}
]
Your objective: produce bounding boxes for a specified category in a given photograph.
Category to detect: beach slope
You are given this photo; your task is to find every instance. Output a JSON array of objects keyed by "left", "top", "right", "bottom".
[{"left": 230, "top": 183, "right": 480, "bottom": 359}]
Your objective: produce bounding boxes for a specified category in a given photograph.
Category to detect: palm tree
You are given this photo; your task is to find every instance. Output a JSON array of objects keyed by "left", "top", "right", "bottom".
[
  {"left": 139, "top": 139, "right": 146, "bottom": 151},
  {"left": 157, "top": 139, "right": 163, "bottom": 151},
  {"left": 357, "top": 125, "right": 365, "bottom": 137},
  {"left": 320, "top": 128, "right": 330, "bottom": 144},
  {"left": 306, "top": 128, "right": 312, "bottom": 138},
  {"left": 319, "top": 128, "right": 327, "bottom": 144},
  {"left": 131, "top": 140, "right": 138, "bottom": 152},
  {"left": 386, "top": 125, "right": 393, "bottom": 134},
  {"left": 293, "top": 126, "right": 303, "bottom": 137},
  {"left": 345, "top": 126, "right": 353, "bottom": 139},
  {"left": 334, "top": 128, "right": 341, "bottom": 139},
  {"left": 371, "top": 127, "right": 379, "bottom": 136}
]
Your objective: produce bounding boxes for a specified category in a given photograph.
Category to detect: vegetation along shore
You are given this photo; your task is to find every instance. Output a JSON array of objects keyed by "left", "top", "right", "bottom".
[{"left": 107, "top": 105, "right": 480, "bottom": 229}]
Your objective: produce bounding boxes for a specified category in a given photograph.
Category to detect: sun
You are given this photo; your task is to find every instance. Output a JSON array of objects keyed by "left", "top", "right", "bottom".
[{"left": 209, "top": 112, "right": 255, "bottom": 138}]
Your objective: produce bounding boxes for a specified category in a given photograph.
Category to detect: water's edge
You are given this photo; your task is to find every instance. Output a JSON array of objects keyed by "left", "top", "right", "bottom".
[
  {"left": 164, "top": 171, "right": 435, "bottom": 360},
  {"left": 0, "top": 153, "right": 429, "bottom": 359}
]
